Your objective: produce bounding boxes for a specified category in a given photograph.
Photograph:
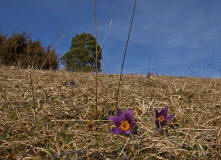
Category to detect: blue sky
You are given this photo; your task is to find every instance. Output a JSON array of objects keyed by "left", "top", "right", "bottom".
[{"left": 0, "top": 0, "right": 221, "bottom": 77}]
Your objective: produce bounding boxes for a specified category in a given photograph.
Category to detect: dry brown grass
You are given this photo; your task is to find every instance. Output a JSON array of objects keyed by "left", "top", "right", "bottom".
[{"left": 0, "top": 65, "right": 220, "bottom": 160}]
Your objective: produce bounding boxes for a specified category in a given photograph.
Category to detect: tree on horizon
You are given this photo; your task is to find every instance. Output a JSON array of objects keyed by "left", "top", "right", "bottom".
[
  {"left": 0, "top": 32, "right": 58, "bottom": 70},
  {"left": 61, "top": 33, "right": 102, "bottom": 72}
]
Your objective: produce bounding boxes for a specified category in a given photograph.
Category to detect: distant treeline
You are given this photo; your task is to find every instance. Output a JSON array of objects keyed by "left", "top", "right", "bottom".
[{"left": 0, "top": 32, "right": 58, "bottom": 70}]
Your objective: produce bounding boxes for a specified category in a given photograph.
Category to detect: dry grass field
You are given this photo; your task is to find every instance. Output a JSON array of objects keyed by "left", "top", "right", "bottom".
[{"left": 0, "top": 65, "right": 220, "bottom": 159}]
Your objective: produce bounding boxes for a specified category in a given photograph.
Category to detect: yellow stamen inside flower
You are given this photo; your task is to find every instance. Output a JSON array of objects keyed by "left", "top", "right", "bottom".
[
  {"left": 158, "top": 115, "right": 165, "bottom": 122},
  {"left": 120, "top": 120, "right": 130, "bottom": 131}
]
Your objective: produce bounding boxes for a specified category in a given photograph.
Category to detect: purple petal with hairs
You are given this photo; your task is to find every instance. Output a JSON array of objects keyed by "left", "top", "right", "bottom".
[
  {"left": 160, "top": 120, "right": 167, "bottom": 128},
  {"left": 166, "top": 114, "right": 175, "bottom": 121},
  {"left": 130, "top": 121, "right": 136, "bottom": 129},
  {"left": 117, "top": 109, "right": 123, "bottom": 117},
  {"left": 124, "top": 130, "right": 131, "bottom": 135},
  {"left": 118, "top": 114, "right": 125, "bottom": 123},
  {"left": 110, "top": 128, "right": 122, "bottom": 134},
  {"left": 160, "top": 107, "right": 168, "bottom": 116},
  {"left": 125, "top": 109, "right": 133, "bottom": 122},
  {"left": 155, "top": 119, "right": 159, "bottom": 128},
  {"left": 108, "top": 116, "right": 120, "bottom": 127},
  {"left": 154, "top": 108, "right": 159, "bottom": 117}
]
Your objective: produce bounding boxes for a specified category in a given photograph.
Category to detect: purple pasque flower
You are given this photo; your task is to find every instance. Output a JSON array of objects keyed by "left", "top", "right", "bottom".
[
  {"left": 146, "top": 72, "right": 153, "bottom": 79},
  {"left": 70, "top": 81, "right": 75, "bottom": 85},
  {"left": 154, "top": 107, "right": 175, "bottom": 129},
  {"left": 108, "top": 109, "right": 136, "bottom": 135}
]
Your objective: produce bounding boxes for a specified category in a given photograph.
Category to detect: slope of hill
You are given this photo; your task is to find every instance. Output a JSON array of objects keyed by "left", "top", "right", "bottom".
[{"left": 0, "top": 66, "right": 220, "bottom": 159}]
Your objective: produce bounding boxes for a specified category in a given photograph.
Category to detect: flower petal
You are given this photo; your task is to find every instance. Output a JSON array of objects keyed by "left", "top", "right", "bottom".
[
  {"left": 154, "top": 108, "right": 159, "bottom": 117},
  {"left": 125, "top": 109, "right": 133, "bottom": 122},
  {"left": 117, "top": 109, "right": 123, "bottom": 117},
  {"left": 155, "top": 119, "right": 160, "bottom": 128},
  {"left": 109, "top": 116, "right": 120, "bottom": 127},
  {"left": 118, "top": 113, "right": 125, "bottom": 123},
  {"left": 124, "top": 130, "right": 131, "bottom": 135},
  {"left": 110, "top": 127, "right": 122, "bottom": 135},
  {"left": 160, "top": 120, "right": 167, "bottom": 128},
  {"left": 130, "top": 120, "right": 136, "bottom": 129},
  {"left": 166, "top": 114, "right": 175, "bottom": 121},
  {"left": 160, "top": 107, "right": 168, "bottom": 116}
]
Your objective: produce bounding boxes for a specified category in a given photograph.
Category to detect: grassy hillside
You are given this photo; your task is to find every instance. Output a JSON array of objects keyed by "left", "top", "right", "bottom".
[{"left": 0, "top": 66, "right": 220, "bottom": 159}]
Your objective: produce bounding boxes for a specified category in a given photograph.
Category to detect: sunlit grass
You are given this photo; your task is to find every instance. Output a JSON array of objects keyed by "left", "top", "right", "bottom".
[{"left": 0, "top": 65, "right": 220, "bottom": 159}]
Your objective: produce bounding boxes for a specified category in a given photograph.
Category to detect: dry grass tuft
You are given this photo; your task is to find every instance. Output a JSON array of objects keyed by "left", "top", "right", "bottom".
[{"left": 0, "top": 65, "right": 220, "bottom": 159}]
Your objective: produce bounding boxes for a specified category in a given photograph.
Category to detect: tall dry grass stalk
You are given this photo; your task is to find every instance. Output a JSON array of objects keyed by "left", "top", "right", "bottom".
[
  {"left": 115, "top": 0, "right": 137, "bottom": 110},
  {"left": 94, "top": 0, "right": 99, "bottom": 118},
  {"left": 29, "top": 71, "right": 36, "bottom": 121}
]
